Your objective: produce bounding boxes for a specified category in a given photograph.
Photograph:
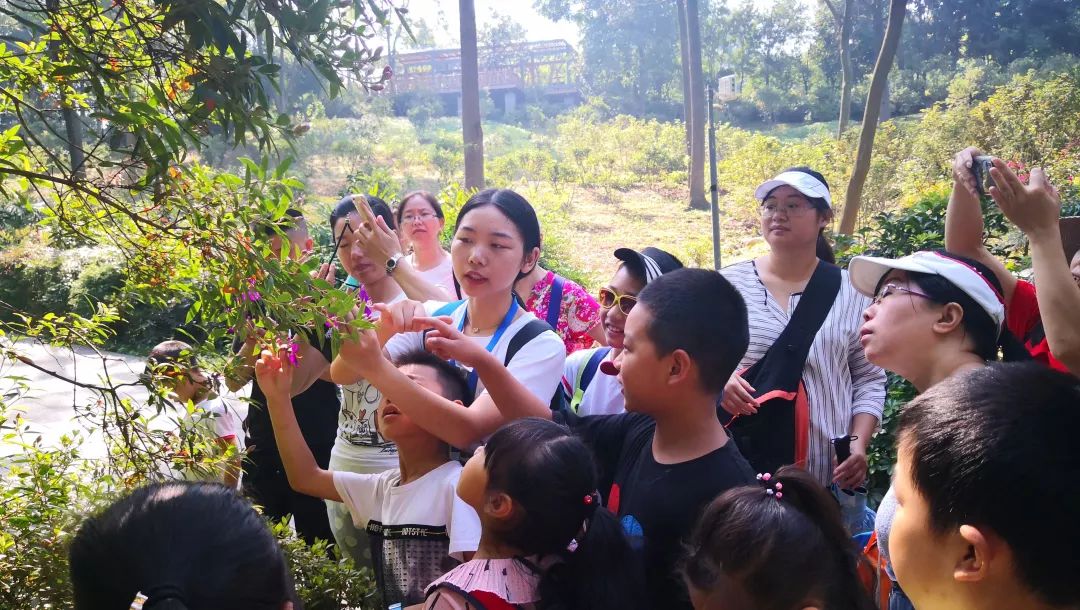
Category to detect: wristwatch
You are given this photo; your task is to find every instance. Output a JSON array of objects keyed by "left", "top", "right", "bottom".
[{"left": 385, "top": 253, "right": 404, "bottom": 275}]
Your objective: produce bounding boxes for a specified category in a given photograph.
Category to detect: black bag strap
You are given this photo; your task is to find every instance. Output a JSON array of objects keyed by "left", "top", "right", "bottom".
[
  {"left": 743, "top": 261, "right": 842, "bottom": 393},
  {"left": 503, "top": 319, "right": 553, "bottom": 367}
]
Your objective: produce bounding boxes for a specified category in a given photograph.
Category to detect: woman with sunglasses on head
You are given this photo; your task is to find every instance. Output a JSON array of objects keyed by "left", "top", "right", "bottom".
[
  {"left": 846, "top": 249, "right": 1029, "bottom": 610},
  {"left": 720, "top": 167, "right": 886, "bottom": 491},
  {"left": 396, "top": 191, "right": 457, "bottom": 298},
  {"left": 562, "top": 247, "right": 683, "bottom": 416}
]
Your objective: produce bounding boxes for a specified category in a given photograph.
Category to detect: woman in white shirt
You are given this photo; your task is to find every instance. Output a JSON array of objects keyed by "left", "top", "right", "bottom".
[
  {"left": 720, "top": 167, "right": 885, "bottom": 488},
  {"left": 397, "top": 191, "right": 456, "bottom": 298},
  {"left": 333, "top": 188, "right": 566, "bottom": 449}
]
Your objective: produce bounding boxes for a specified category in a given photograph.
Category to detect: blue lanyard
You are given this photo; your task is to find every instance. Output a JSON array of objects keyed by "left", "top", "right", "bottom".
[{"left": 454, "top": 297, "right": 519, "bottom": 394}]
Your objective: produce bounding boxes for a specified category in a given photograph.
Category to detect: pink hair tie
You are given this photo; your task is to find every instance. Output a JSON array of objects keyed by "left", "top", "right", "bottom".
[{"left": 756, "top": 473, "right": 784, "bottom": 501}]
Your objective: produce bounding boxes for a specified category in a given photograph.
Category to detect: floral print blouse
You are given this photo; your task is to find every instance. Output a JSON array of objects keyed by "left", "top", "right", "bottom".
[{"left": 525, "top": 270, "right": 601, "bottom": 354}]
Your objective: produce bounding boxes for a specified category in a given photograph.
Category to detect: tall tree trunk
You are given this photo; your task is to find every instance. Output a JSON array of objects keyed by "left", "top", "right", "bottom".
[
  {"left": 685, "top": 0, "right": 707, "bottom": 210},
  {"left": 676, "top": 0, "right": 692, "bottom": 156},
  {"left": 835, "top": 0, "right": 854, "bottom": 138},
  {"left": 459, "top": 0, "right": 484, "bottom": 189},
  {"left": 839, "top": 0, "right": 906, "bottom": 235},
  {"left": 46, "top": 0, "right": 84, "bottom": 178}
]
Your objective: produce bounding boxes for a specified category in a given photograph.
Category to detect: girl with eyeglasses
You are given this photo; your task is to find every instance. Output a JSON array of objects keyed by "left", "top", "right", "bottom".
[
  {"left": 561, "top": 247, "right": 683, "bottom": 416},
  {"left": 847, "top": 249, "right": 1029, "bottom": 610},
  {"left": 396, "top": 191, "right": 457, "bottom": 298}
]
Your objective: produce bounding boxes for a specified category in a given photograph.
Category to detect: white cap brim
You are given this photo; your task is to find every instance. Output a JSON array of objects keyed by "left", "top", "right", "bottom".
[
  {"left": 849, "top": 251, "right": 1006, "bottom": 333},
  {"left": 755, "top": 170, "right": 832, "bottom": 207}
]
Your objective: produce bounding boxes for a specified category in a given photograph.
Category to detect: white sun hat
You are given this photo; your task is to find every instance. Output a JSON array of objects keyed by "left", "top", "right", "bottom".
[
  {"left": 754, "top": 169, "right": 833, "bottom": 207},
  {"left": 848, "top": 250, "right": 1006, "bottom": 333}
]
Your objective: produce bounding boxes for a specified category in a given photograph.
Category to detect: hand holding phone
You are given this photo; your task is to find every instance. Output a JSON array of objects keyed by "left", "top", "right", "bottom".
[{"left": 972, "top": 155, "right": 996, "bottom": 196}]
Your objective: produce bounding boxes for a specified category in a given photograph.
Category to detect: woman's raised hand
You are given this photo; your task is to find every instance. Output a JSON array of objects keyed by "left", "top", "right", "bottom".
[{"left": 353, "top": 196, "right": 402, "bottom": 267}]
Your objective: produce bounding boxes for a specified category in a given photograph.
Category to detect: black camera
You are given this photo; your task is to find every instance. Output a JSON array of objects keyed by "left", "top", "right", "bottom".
[{"left": 972, "top": 155, "right": 996, "bottom": 196}]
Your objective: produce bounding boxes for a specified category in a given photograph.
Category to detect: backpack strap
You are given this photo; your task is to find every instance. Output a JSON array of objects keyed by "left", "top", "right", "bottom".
[
  {"left": 741, "top": 261, "right": 842, "bottom": 395},
  {"left": 433, "top": 299, "right": 467, "bottom": 319},
  {"left": 570, "top": 347, "right": 612, "bottom": 413},
  {"left": 546, "top": 275, "right": 565, "bottom": 329},
  {"left": 503, "top": 319, "right": 552, "bottom": 367}
]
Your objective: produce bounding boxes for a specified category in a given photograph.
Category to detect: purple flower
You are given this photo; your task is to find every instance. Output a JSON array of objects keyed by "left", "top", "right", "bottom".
[
  {"left": 357, "top": 286, "right": 371, "bottom": 319},
  {"left": 285, "top": 341, "right": 301, "bottom": 367},
  {"left": 243, "top": 290, "right": 261, "bottom": 302},
  {"left": 227, "top": 326, "right": 236, "bottom": 334}
]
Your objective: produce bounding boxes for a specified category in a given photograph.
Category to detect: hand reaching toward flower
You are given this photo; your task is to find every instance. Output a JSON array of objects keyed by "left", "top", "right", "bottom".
[{"left": 254, "top": 347, "right": 296, "bottom": 400}]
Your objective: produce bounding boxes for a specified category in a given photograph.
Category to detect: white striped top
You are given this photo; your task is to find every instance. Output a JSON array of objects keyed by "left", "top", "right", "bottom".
[{"left": 721, "top": 260, "right": 886, "bottom": 485}]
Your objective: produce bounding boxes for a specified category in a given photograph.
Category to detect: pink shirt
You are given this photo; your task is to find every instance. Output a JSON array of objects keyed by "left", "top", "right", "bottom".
[{"left": 525, "top": 271, "right": 601, "bottom": 354}]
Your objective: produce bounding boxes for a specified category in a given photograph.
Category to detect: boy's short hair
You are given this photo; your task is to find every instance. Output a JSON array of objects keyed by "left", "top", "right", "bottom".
[
  {"left": 899, "top": 362, "right": 1080, "bottom": 606},
  {"left": 636, "top": 268, "right": 749, "bottom": 394},
  {"left": 392, "top": 349, "right": 471, "bottom": 406},
  {"left": 146, "top": 340, "right": 196, "bottom": 374}
]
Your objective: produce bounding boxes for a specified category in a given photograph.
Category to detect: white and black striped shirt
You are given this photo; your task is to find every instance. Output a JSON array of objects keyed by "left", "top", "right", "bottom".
[{"left": 721, "top": 260, "right": 886, "bottom": 485}]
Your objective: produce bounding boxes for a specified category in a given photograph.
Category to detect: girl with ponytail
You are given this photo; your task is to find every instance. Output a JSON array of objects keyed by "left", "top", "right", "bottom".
[
  {"left": 683, "top": 465, "right": 876, "bottom": 610},
  {"left": 423, "top": 417, "right": 644, "bottom": 610}
]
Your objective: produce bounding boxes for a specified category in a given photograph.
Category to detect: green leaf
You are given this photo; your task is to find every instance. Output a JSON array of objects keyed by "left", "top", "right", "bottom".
[{"left": 51, "top": 64, "right": 86, "bottom": 77}]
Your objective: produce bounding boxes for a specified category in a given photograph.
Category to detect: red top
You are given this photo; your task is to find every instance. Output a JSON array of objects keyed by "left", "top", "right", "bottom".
[{"left": 1007, "top": 280, "right": 1069, "bottom": 372}]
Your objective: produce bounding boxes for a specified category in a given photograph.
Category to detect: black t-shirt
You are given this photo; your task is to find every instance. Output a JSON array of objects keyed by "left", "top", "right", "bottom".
[
  {"left": 242, "top": 328, "right": 339, "bottom": 456},
  {"left": 564, "top": 411, "right": 756, "bottom": 610}
]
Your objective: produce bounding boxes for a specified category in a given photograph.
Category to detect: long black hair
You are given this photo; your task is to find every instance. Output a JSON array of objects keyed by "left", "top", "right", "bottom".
[
  {"left": 766, "top": 166, "right": 836, "bottom": 264},
  {"left": 874, "top": 250, "right": 1030, "bottom": 362},
  {"left": 454, "top": 188, "right": 542, "bottom": 284},
  {"left": 482, "top": 418, "right": 644, "bottom": 610},
  {"left": 70, "top": 482, "right": 297, "bottom": 610},
  {"left": 683, "top": 466, "right": 875, "bottom": 610}
]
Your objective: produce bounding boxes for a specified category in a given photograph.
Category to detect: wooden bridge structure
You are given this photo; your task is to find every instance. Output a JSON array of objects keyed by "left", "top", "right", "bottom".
[{"left": 390, "top": 39, "right": 582, "bottom": 114}]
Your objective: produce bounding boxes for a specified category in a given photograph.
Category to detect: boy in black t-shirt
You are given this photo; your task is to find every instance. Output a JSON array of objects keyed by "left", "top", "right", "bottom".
[{"left": 505, "top": 268, "right": 756, "bottom": 609}]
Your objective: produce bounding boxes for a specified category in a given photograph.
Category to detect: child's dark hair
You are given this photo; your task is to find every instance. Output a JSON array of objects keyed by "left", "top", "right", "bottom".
[
  {"left": 145, "top": 340, "right": 197, "bottom": 381},
  {"left": 483, "top": 418, "right": 645, "bottom": 610},
  {"left": 874, "top": 250, "right": 1029, "bottom": 362},
  {"left": 392, "top": 349, "right": 471, "bottom": 406},
  {"left": 765, "top": 166, "right": 835, "bottom": 264},
  {"left": 329, "top": 194, "right": 397, "bottom": 233},
  {"left": 396, "top": 190, "right": 444, "bottom": 225},
  {"left": 899, "top": 362, "right": 1080, "bottom": 607},
  {"left": 684, "top": 465, "right": 876, "bottom": 610},
  {"left": 454, "top": 188, "right": 541, "bottom": 283},
  {"left": 636, "top": 268, "right": 749, "bottom": 394},
  {"left": 70, "top": 482, "right": 298, "bottom": 610}
]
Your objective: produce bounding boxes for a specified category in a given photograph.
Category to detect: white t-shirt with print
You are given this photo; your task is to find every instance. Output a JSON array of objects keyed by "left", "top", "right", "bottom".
[
  {"left": 332, "top": 292, "right": 407, "bottom": 475},
  {"left": 385, "top": 300, "right": 566, "bottom": 404},
  {"left": 332, "top": 461, "right": 481, "bottom": 605},
  {"left": 562, "top": 347, "right": 625, "bottom": 416}
]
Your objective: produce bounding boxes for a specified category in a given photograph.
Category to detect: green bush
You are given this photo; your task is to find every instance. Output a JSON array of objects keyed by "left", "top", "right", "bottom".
[
  {"left": 0, "top": 241, "right": 77, "bottom": 318},
  {"left": 0, "top": 403, "right": 379, "bottom": 610},
  {"left": 68, "top": 258, "right": 126, "bottom": 317}
]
